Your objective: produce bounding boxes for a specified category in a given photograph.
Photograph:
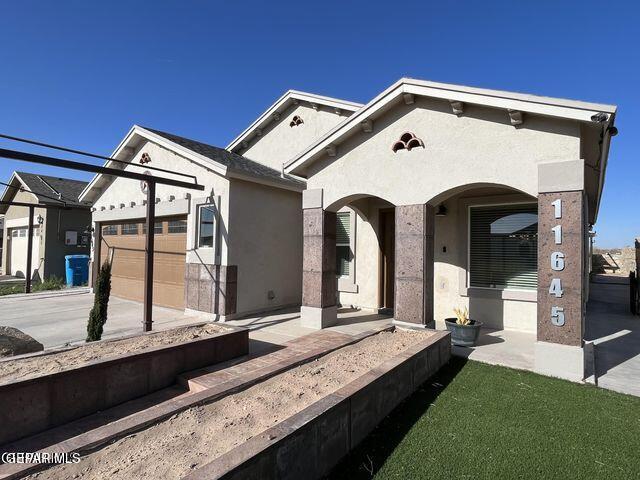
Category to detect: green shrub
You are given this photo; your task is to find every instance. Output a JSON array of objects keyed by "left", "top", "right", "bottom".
[
  {"left": 32, "top": 276, "right": 65, "bottom": 293},
  {"left": 0, "top": 275, "right": 65, "bottom": 296},
  {"left": 86, "top": 262, "right": 112, "bottom": 342}
]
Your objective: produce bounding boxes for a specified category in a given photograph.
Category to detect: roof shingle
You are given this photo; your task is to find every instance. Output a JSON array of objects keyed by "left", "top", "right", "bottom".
[
  {"left": 144, "top": 127, "right": 304, "bottom": 189},
  {"left": 15, "top": 172, "right": 90, "bottom": 207}
]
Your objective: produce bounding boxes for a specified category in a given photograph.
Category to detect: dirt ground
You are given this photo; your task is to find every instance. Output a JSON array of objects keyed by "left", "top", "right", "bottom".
[
  {"left": 0, "top": 324, "right": 229, "bottom": 383},
  {"left": 30, "top": 329, "right": 434, "bottom": 480}
]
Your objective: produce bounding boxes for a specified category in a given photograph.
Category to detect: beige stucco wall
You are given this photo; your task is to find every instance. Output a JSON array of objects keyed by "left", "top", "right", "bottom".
[
  {"left": 240, "top": 103, "right": 351, "bottom": 170},
  {"left": 304, "top": 97, "right": 581, "bottom": 210},
  {"left": 337, "top": 201, "right": 384, "bottom": 310},
  {"left": 227, "top": 178, "right": 303, "bottom": 314},
  {"left": 1, "top": 190, "right": 47, "bottom": 278},
  {"left": 90, "top": 140, "right": 232, "bottom": 266}
]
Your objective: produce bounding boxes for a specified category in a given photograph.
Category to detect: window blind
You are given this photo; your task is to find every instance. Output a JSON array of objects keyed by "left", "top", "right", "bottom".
[
  {"left": 336, "top": 212, "right": 351, "bottom": 277},
  {"left": 469, "top": 204, "right": 538, "bottom": 290}
]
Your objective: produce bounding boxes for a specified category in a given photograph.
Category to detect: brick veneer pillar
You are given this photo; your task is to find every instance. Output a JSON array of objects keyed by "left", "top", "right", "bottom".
[
  {"left": 537, "top": 191, "right": 585, "bottom": 346},
  {"left": 535, "top": 189, "right": 587, "bottom": 381},
  {"left": 394, "top": 204, "right": 435, "bottom": 327},
  {"left": 300, "top": 207, "right": 338, "bottom": 329}
]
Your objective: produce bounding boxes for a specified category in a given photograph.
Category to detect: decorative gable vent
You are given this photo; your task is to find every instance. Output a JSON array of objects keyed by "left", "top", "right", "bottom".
[
  {"left": 392, "top": 132, "right": 424, "bottom": 153},
  {"left": 289, "top": 115, "right": 304, "bottom": 127}
]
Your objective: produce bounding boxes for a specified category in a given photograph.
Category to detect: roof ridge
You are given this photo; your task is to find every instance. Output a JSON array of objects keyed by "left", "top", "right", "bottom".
[{"left": 37, "top": 175, "right": 62, "bottom": 199}]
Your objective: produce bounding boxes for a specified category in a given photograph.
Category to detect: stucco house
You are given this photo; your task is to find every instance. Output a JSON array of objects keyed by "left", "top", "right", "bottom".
[
  {"left": 282, "top": 78, "right": 616, "bottom": 382},
  {"left": 79, "top": 90, "right": 361, "bottom": 318},
  {"left": 0, "top": 172, "right": 91, "bottom": 280},
  {"left": 82, "top": 78, "right": 616, "bottom": 382}
]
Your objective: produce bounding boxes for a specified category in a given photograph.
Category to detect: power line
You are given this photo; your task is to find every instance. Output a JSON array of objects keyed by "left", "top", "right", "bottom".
[
  {"left": 0, "top": 132, "right": 197, "bottom": 182},
  {"left": 0, "top": 179, "right": 69, "bottom": 206}
]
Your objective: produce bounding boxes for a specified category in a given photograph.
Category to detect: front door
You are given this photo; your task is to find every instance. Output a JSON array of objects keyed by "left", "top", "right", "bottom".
[{"left": 379, "top": 208, "right": 395, "bottom": 313}]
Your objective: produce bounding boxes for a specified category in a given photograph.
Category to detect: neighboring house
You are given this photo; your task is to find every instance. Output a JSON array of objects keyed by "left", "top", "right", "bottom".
[
  {"left": 0, "top": 172, "right": 92, "bottom": 281},
  {"left": 0, "top": 216, "right": 4, "bottom": 272},
  {"left": 283, "top": 78, "right": 616, "bottom": 382},
  {"left": 79, "top": 90, "right": 360, "bottom": 318}
]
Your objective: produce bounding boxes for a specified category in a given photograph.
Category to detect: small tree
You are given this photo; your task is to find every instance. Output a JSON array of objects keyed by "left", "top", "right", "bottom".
[{"left": 86, "top": 262, "right": 112, "bottom": 342}]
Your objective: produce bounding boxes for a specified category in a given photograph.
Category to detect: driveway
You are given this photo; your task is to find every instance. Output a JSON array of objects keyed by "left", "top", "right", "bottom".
[
  {"left": 586, "top": 275, "right": 640, "bottom": 397},
  {"left": 0, "top": 291, "right": 209, "bottom": 348}
]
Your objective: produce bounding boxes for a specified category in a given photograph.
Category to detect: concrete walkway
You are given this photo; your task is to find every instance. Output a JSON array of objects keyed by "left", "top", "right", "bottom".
[
  {"left": 436, "top": 322, "right": 536, "bottom": 372},
  {"left": 0, "top": 291, "right": 208, "bottom": 348},
  {"left": 226, "top": 307, "right": 392, "bottom": 356},
  {"left": 586, "top": 275, "right": 640, "bottom": 397}
]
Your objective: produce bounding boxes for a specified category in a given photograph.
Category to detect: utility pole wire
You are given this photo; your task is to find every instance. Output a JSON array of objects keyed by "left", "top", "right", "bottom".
[{"left": 0, "top": 132, "right": 197, "bottom": 182}]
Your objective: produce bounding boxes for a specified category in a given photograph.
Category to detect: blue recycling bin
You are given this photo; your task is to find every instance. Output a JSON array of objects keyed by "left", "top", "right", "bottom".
[{"left": 65, "top": 255, "right": 90, "bottom": 286}]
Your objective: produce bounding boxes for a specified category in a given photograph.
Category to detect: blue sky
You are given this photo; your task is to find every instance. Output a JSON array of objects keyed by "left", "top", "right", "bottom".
[{"left": 0, "top": 1, "right": 637, "bottom": 247}]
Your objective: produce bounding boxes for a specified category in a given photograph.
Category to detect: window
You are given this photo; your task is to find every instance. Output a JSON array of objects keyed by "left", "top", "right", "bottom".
[
  {"left": 19, "top": 229, "right": 26, "bottom": 237},
  {"left": 198, "top": 205, "right": 216, "bottom": 248},
  {"left": 141, "top": 221, "right": 163, "bottom": 234},
  {"left": 121, "top": 223, "right": 139, "bottom": 235},
  {"left": 469, "top": 204, "right": 538, "bottom": 290},
  {"left": 336, "top": 212, "right": 352, "bottom": 277},
  {"left": 11, "top": 230, "right": 18, "bottom": 237},
  {"left": 102, "top": 225, "right": 118, "bottom": 236},
  {"left": 168, "top": 219, "right": 187, "bottom": 234}
]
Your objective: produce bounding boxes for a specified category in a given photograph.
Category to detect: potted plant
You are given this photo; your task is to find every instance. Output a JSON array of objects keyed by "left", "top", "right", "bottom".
[{"left": 444, "top": 307, "right": 483, "bottom": 347}]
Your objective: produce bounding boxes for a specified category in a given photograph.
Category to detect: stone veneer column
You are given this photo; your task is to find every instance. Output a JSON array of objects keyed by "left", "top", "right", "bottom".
[
  {"left": 184, "top": 264, "right": 237, "bottom": 318},
  {"left": 394, "top": 204, "right": 435, "bottom": 328},
  {"left": 534, "top": 160, "right": 587, "bottom": 381},
  {"left": 301, "top": 189, "right": 337, "bottom": 329}
]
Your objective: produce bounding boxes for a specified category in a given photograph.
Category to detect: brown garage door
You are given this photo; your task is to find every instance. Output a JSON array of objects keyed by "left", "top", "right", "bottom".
[{"left": 100, "top": 216, "right": 187, "bottom": 309}]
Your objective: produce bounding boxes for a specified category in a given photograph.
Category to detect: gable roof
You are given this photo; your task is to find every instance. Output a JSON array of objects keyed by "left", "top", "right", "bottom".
[
  {"left": 79, "top": 125, "right": 304, "bottom": 203},
  {"left": 145, "top": 128, "right": 305, "bottom": 188},
  {"left": 0, "top": 171, "right": 90, "bottom": 213},
  {"left": 284, "top": 77, "right": 617, "bottom": 175},
  {"left": 226, "top": 90, "right": 363, "bottom": 153}
]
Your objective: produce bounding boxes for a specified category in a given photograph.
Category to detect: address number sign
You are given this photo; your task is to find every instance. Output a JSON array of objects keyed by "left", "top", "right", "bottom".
[{"left": 549, "top": 198, "right": 565, "bottom": 326}]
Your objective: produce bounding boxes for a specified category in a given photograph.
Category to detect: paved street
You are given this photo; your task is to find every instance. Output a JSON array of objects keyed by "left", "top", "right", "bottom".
[{"left": 0, "top": 290, "right": 207, "bottom": 348}]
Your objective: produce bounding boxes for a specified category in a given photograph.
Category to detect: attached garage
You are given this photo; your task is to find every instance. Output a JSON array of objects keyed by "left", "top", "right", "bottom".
[
  {"left": 8, "top": 226, "right": 41, "bottom": 279},
  {"left": 99, "top": 216, "right": 187, "bottom": 309}
]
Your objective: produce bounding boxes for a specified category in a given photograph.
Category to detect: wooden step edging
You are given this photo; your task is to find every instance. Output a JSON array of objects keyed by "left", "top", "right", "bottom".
[{"left": 182, "top": 330, "right": 451, "bottom": 480}]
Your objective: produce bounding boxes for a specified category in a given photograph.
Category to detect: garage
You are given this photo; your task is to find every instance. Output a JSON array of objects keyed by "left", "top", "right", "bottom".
[
  {"left": 99, "top": 216, "right": 187, "bottom": 309},
  {"left": 8, "top": 226, "right": 41, "bottom": 279}
]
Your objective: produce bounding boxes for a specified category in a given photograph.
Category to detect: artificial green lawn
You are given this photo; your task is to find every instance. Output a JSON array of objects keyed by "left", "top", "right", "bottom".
[{"left": 330, "top": 357, "right": 640, "bottom": 480}]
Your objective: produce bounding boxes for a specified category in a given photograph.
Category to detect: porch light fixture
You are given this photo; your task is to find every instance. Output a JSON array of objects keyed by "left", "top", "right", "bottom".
[{"left": 435, "top": 204, "right": 447, "bottom": 216}]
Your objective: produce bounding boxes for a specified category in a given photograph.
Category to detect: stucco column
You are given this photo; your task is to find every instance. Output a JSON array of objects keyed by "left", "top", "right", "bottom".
[
  {"left": 534, "top": 160, "right": 587, "bottom": 381},
  {"left": 301, "top": 189, "right": 337, "bottom": 329},
  {"left": 394, "top": 204, "right": 435, "bottom": 328}
]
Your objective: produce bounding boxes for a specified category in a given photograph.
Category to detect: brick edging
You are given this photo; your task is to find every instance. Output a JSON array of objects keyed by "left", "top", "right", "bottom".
[
  {"left": 0, "top": 326, "right": 392, "bottom": 480},
  {"left": 183, "top": 330, "right": 451, "bottom": 479}
]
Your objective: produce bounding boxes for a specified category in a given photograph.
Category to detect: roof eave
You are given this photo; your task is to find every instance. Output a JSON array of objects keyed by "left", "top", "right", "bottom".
[
  {"left": 285, "top": 78, "right": 618, "bottom": 176},
  {"left": 226, "top": 90, "right": 363, "bottom": 152},
  {"left": 226, "top": 169, "right": 305, "bottom": 193},
  {"left": 78, "top": 125, "right": 230, "bottom": 203}
]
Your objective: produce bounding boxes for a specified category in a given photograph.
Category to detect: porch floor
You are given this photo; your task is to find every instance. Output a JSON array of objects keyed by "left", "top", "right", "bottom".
[{"left": 435, "top": 321, "right": 536, "bottom": 372}]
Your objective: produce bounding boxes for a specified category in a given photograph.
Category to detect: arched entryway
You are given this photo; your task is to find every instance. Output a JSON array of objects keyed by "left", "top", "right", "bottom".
[
  {"left": 301, "top": 192, "right": 397, "bottom": 329},
  {"left": 327, "top": 194, "right": 396, "bottom": 316}
]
